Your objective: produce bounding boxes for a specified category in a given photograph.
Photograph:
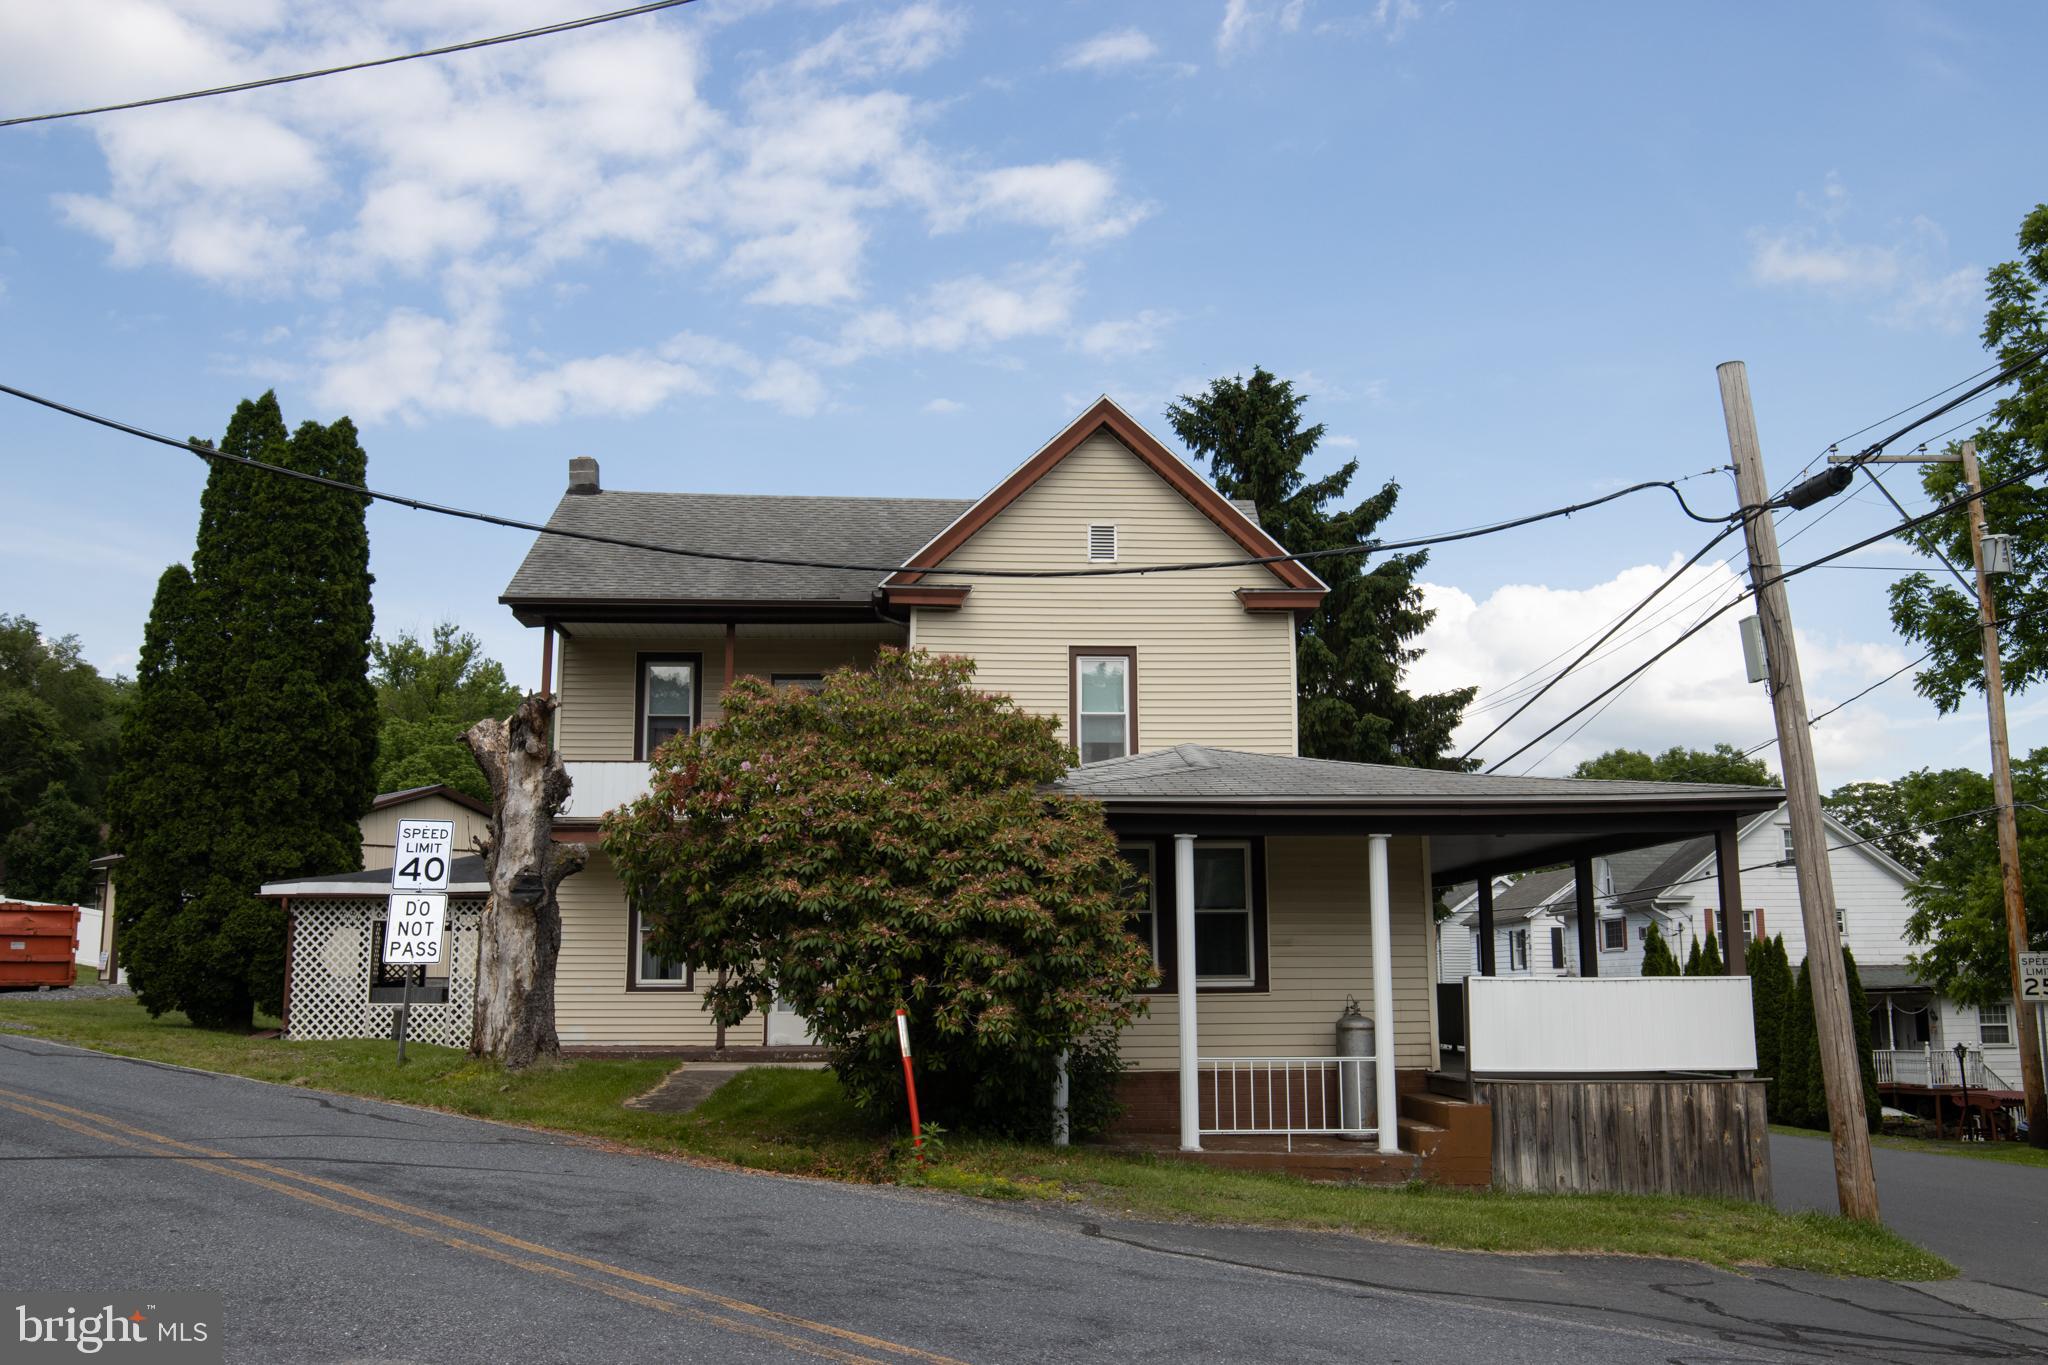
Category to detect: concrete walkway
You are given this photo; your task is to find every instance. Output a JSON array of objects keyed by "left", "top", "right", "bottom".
[{"left": 625, "top": 1059, "right": 828, "bottom": 1114}]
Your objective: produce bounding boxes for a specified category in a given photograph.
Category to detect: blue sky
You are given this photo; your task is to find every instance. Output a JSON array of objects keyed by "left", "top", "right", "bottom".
[{"left": 2, "top": 0, "right": 2043, "bottom": 783}]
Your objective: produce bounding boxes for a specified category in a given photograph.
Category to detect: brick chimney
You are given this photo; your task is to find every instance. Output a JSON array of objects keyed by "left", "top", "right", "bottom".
[{"left": 567, "top": 456, "right": 600, "bottom": 495}]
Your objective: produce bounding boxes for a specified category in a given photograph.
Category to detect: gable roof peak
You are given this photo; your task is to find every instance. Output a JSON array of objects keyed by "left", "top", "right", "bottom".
[{"left": 885, "top": 397, "right": 1326, "bottom": 594}]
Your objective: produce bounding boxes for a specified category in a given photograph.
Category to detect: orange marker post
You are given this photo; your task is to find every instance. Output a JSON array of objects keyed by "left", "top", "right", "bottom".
[{"left": 895, "top": 1008, "right": 924, "bottom": 1165}]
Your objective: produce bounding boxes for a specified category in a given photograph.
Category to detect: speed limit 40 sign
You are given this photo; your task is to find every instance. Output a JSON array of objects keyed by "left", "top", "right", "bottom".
[
  {"left": 2021, "top": 953, "right": 2048, "bottom": 1003},
  {"left": 392, "top": 819, "right": 456, "bottom": 894}
]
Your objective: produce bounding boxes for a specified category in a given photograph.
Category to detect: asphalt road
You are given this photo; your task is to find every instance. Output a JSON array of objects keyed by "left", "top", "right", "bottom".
[
  {"left": 1771, "top": 1130, "right": 2048, "bottom": 1292},
  {"left": 2, "top": 1033, "right": 2044, "bottom": 1364}
]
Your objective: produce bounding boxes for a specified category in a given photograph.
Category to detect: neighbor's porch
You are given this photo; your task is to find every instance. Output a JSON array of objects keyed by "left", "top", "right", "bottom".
[{"left": 1058, "top": 745, "right": 1783, "bottom": 1188}]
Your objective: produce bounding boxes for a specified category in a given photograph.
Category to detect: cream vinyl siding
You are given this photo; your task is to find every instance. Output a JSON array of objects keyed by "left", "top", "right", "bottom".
[
  {"left": 911, "top": 432, "right": 1300, "bottom": 756},
  {"left": 358, "top": 795, "right": 489, "bottom": 871},
  {"left": 1119, "top": 835, "right": 1436, "bottom": 1072},
  {"left": 556, "top": 633, "right": 891, "bottom": 760},
  {"left": 554, "top": 850, "right": 757, "bottom": 1047}
]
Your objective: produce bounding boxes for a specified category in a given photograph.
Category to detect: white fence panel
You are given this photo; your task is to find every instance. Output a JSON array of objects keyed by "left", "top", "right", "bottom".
[
  {"left": 560, "top": 761, "right": 654, "bottom": 821},
  {"left": 1467, "top": 976, "right": 1756, "bottom": 1076}
]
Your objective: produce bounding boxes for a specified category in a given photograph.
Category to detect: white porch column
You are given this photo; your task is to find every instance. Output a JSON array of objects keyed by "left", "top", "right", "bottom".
[
  {"left": 1368, "top": 833, "right": 1399, "bottom": 1155},
  {"left": 1174, "top": 832, "right": 1200, "bottom": 1152}
]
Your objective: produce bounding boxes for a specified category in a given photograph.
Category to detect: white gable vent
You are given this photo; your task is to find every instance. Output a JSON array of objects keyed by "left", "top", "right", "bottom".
[{"left": 1087, "top": 523, "right": 1118, "bottom": 562}]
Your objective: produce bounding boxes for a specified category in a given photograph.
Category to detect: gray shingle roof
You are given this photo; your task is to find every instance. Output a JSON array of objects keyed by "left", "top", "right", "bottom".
[
  {"left": 1609, "top": 836, "right": 1716, "bottom": 908},
  {"left": 501, "top": 491, "right": 976, "bottom": 607},
  {"left": 1491, "top": 868, "right": 1574, "bottom": 915},
  {"left": 500, "top": 485, "right": 1266, "bottom": 609},
  {"left": 1053, "top": 744, "right": 1782, "bottom": 806}
]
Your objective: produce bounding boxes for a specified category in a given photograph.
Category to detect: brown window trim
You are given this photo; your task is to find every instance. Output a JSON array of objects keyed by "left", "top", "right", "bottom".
[
  {"left": 626, "top": 902, "right": 693, "bottom": 992},
  {"left": 1069, "top": 645, "right": 1138, "bottom": 764},
  {"left": 1122, "top": 835, "right": 1270, "bottom": 995},
  {"left": 634, "top": 651, "right": 704, "bottom": 761}
]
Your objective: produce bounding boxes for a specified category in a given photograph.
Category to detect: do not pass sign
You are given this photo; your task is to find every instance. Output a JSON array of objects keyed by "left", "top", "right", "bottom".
[
  {"left": 384, "top": 893, "right": 447, "bottom": 966},
  {"left": 392, "top": 819, "right": 456, "bottom": 893}
]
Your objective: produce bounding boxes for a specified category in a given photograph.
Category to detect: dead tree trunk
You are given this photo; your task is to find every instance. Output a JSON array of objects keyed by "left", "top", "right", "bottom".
[{"left": 465, "top": 694, "right": 587, "bottom": 1069}]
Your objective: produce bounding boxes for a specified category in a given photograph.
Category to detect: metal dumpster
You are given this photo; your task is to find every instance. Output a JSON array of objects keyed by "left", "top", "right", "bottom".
[{"left": 0, "top": 902, "right": 80, "bottom": 988}]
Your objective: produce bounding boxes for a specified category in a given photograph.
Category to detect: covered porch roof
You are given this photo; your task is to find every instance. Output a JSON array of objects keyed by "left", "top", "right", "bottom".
[{"left": 1053, "top": 745, "right": 1784, "bottom": 882}]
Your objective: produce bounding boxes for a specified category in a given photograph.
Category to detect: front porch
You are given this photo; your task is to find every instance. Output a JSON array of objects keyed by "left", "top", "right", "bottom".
[{"left": 1056, "top": 745, "right": 1783, "bottom": 1189}]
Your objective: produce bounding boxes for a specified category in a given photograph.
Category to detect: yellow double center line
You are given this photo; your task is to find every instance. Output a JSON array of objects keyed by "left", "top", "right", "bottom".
[{"left": 0, "top": 1085, "right": 968, "bottom": 1365}]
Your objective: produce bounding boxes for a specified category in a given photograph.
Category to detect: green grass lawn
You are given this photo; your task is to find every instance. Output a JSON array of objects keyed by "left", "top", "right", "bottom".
[
  {"left": 1772, "top": 1122, "right": 2048, "bottom": 1170},
  {"left": 0, "top": 994, "right": 1953, "bottom": 1280}
]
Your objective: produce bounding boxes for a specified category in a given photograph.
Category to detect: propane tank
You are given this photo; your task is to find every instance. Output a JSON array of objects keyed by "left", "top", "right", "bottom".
[{"left": 1335, "top": 996, "right": 1377, "bottom": 1140}]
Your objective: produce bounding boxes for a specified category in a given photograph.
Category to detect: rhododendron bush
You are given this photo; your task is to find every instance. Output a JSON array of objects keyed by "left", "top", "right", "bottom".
[{"left": 602, "top": 649, "right": 1152, "bottom": 1134}]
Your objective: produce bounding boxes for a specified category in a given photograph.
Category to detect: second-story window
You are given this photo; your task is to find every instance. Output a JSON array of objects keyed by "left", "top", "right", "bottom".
[
  {"left": 637, "top": 653, "right": 700, "bottom": 759},
  {"left": 1071, "top": 648, "right": 1136, "bottom": 763}
]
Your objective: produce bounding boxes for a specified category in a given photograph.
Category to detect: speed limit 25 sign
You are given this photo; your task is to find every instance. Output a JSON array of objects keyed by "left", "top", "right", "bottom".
[
  {"left": 391, "top": 819, "right": 456, "bottom": 894},
  {"left": 2021, "top": 953, "right": 2048, "bottom": 1003}
]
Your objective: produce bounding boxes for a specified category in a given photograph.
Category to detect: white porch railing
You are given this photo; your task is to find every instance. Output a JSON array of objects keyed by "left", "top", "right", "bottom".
[
  {"left": 1197, "top": 1055, "right": 1376, "bottom": 1149},
  {"left": 1875, "top": 1046, "right": 2013, "bottom": 1091},
  {"left": 560, "top": 761, "right": 653, "bottom": 821}
]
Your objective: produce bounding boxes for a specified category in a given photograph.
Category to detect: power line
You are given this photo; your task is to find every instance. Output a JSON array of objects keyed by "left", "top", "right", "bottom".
[
  {"left": 1479, "top": 458, "right": 2048, "bottom": 774},
  {"left": 1838, "top": 346, "right": 2047, "bottom": 468},
  {"left": 0, "top": 0, "right": 701, "bottom": 128},
  {"left": 1737, "top": 599, "right": 2048, "bottom": 757},
  {"left": 1468, "top": 355, "right": 2046, "bottom": 737},
  {"left": 0, "top": 379, "right": 1735, "bottom": 581},
  {"left": 1455, "top": 522, "right": 1741, "bottom": 762}
]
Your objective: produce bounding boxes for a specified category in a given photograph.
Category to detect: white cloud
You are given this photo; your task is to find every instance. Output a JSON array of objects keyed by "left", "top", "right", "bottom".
[
  {"left": 1079, "top": 309, "right": 1172, "bottom": 358},
  {"left": 1063, "top": 28, "right": 1158, "bottom": 71},
  {"left": 11, "top": 2, "right": 1149, "bottom": 425},
  {"left": 923, "top": 397, "right": 965, "bottom": 413},
  {"left": 1746, "top": 181, "right": 1981, "bottom": 332},
  {"left": 1218, "top": 0, "right": 1306, "bottom": 57},
  {"left": 959, "top": 160, "right": 1150, "bottom": 242},
  {"left": 820, "top": 263, "right": 1082, "bottom": 362},
  {"left": 1324, "top": 434, "right": 1359, "bottom": 449},
  {"left": 1410, "top": 555, "right": 1916, "bottom": 778}
]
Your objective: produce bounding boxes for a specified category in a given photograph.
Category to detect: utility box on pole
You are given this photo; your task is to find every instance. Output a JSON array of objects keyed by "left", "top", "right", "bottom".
[{"left": 1718, "top": 361, "right": 1881, "bottom": 1222}]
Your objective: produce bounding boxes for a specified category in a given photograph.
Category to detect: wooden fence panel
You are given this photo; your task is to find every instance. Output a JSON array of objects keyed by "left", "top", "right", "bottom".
[{"left": 1479, "top": 1078, "right": 1771, "bottom": 1202}]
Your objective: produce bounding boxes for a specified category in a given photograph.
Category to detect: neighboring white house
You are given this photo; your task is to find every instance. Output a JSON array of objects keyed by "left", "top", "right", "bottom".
[{"left": 1435, "top": 803, "right": 2041, "bottom": 1093}]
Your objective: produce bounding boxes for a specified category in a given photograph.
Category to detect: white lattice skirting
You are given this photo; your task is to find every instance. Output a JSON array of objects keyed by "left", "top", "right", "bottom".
[{"left": 285, "top": 896, "right": 484, "bottom": 1048}]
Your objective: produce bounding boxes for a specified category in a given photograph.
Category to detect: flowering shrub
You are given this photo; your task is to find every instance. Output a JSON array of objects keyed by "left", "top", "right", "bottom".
[{"left": 602, "top": 649, "right": 1152, "bottom": 1134}]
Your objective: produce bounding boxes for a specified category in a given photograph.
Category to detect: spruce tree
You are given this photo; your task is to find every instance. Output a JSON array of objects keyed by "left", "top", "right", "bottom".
[
  {"left": 111, "top": 566, "right": 220, "bottom": 1019},
  {"left": 1843, "top": 946, "right": 1882, "bottom": 1134},
  {"left": 1748, "top": 935, "right": 1791, "bottom": 1117},
  {"left": 1700, "top": 927, "right": 1725, "bottom": 976},
  {"left": 1641, "top": 922, "right": 1682, "bottom": 975},
  {"left": 110, "top": 394, "right": 377, "bottom": 1028},
  {"left": 1683, "top": 939, "right": 1704, "bottom": 976},
  {"left": 1166, "top": 369, "right": 1476, "bottom": 768},
  {"left": 1779, "top": 957, "right": 1816, "bottom": 1128}
]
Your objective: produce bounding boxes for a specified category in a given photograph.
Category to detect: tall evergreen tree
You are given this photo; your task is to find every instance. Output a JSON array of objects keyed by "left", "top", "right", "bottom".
[
  {"left": 1166, "top": 369, "right": 1476, "bottom": 768},
  {"left": 1640, "top": 922, "right": 1682, "bottom": 976},
  {"left": 1700, "top": 927, "right": 1724, "bottom": 976},
  {"left": 1779, "top": 957, "right": 1817, "bottom": 1128},
  {"left": 1749, "top": 935, "right": 1792, "bottom": 1118},
  {"left": 110, "top": 394, "right": 377, "bottom": 1028},
  {"left": 1683, "top": 939, "right": 1705, "bottom": 976},
  {"left": 1842, "top": 947, "right": 1882, "bottom": 1135}
]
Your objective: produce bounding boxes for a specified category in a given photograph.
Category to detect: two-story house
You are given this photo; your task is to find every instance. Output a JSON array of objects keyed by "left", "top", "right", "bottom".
[{"left": 269, "top": 397, "right": 1784, "bottom": 1186}]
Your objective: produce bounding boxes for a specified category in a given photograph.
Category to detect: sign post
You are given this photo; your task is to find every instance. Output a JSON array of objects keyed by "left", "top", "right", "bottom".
[{"left": 386, "top": 820, "right": 454, "bottom": 1065}]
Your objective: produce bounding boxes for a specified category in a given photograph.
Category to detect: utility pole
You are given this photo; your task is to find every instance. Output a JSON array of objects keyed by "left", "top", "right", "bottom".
[
  {"left": 1719, "top": 360, "right": 1881, "bottom": 1222},
  {"left": 1958, "top": 440, "right": 2048, "bottom": 1147}
]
